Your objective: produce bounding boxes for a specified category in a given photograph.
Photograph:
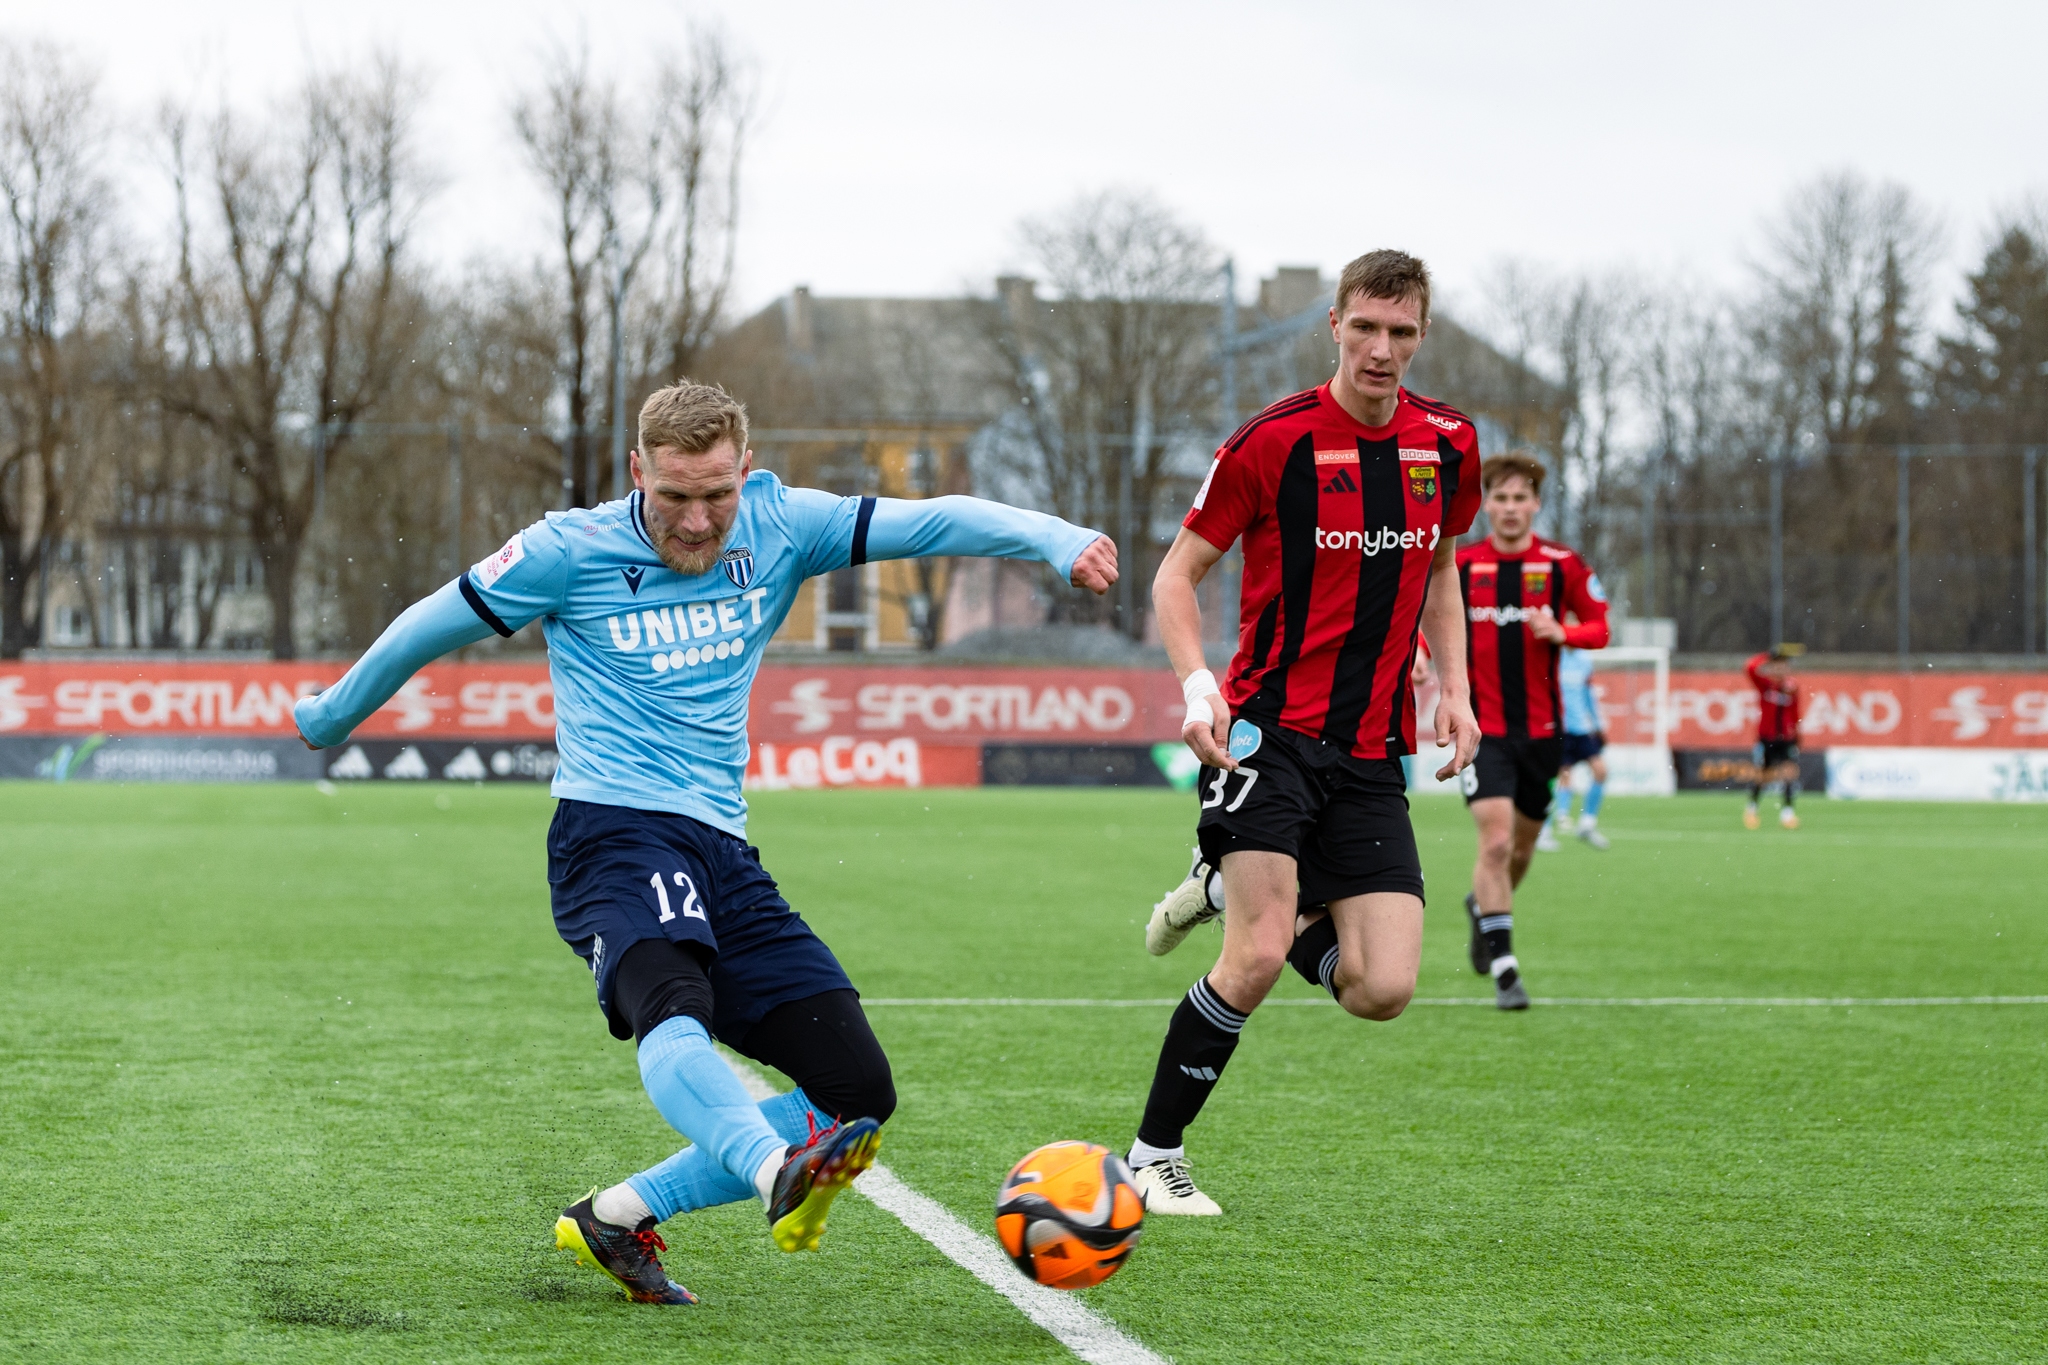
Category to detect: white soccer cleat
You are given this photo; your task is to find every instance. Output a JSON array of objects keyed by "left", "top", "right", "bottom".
[
  {"left": 1534, "top": 823, "right": 1562, "bottom": 853},
  {"left": 1577, "top": 820, "right": 1610, "bottom": 851},
  {"left": 1145, "top": 852, "right": 1222, "bottom": 957},
  {"left": 1131, "top": 1156, "right": 1222, "bottom": 1216}
]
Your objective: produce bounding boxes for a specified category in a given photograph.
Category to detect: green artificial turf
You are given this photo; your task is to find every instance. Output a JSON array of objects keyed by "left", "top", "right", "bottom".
[{"left": 2, "top": 782, "right": 2043, "bottom": 1363}]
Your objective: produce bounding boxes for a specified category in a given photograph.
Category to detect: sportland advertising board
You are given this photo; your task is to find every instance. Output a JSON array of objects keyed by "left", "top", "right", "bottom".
[{"left": 2, "top": 660, "right": 2046, "bottom": 797}]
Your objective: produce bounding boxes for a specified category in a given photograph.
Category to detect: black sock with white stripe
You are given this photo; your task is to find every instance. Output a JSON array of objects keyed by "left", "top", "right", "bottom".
[
  {"left": 1287, "top": 913, "right": 1341, "bottom": 1000},
  {"left": 1134, "top": 976, "right": 1247, "bottom": 1149},
  {"left": 1479, "top": 913, "right": 1519, "bottom": 989}
]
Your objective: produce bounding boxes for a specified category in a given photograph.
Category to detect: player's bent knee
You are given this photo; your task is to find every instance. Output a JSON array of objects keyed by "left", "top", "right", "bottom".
[
  {"left": 835, "top": 1065, "right": 897, "bottom": 1127},
  {"left": 1338, "top": 980, "right": 1412, "bottom": 1021},
  {"left": 1221, "top": 950, "right": 1288, "bottom": 996}
]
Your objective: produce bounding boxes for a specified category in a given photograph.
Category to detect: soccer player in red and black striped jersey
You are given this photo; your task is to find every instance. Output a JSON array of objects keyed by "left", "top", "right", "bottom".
[
  {"left": 1744, "top": 645, "right": 1803, "bottom": 829},
  {"left": 1454, "top": 454, "right": 1609, "bottom": 1008},
  {"left": 1120, "top": 250, "right": 1483, "bottom": 1215}
]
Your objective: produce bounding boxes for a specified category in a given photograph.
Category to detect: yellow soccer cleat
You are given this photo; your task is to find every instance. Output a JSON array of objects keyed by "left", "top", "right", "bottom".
[
  {"left": 1743, "top": 806, "right": 1761, "bottom": 830},
  {"left": 1780, "top": 808, "right": 1800, "bottom": 830},
  {"left": 553, "top": 1189, "right": 699, "bottom": 1304},
  {"left": 767, "top": 1115, "right": 882, "bottom": 1252}
]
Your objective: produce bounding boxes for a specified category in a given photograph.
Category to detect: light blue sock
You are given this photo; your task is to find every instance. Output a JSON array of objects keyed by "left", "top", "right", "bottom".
[
  {"left": 627, "top": 1016, "right": 789, "bottom": 1217},
  {"left": 628, "top": 1087, "right": 831, "bottom": 1220},
  {"left": 1584, "top": 780, "right": 1605, "bottom": 819}
]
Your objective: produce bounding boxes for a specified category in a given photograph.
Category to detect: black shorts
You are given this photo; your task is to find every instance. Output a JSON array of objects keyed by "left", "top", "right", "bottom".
[
  {"left": 1461, "top": 735, "right": 1564, "bottom": 821},
  {"left": 547, "top": 799, "right": 854, "bottom": 1042},
  {"left": 1561, "top": 731, "right": 1606, "bottom": 767},
  {"left": 1754, "top": 740, "right": 1800, "bottom": 777},
  {"left": 1194, "top": 719, "right": 1424, "bottom": 904}
]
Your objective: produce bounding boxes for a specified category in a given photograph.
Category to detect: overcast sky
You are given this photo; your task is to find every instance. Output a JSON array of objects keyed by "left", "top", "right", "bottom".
[{"left": 17, "top": 0, "right": 2048, "bottom": 328}]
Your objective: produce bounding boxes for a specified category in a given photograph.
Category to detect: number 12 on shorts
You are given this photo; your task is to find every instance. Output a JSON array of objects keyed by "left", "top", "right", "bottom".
[
  {"left": 650, "top": 870, "right": 708, "bottom": 923},
  {"left": 1201, "top": 765, "right": 1260, "bottom": 813}
]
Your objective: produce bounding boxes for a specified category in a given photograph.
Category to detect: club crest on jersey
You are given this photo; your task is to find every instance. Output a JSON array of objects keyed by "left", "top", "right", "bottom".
[
  {"left": 1523, "top": 564, "right": 1551, "bottom": 596},
  {"left": 720, "top": 547, "right": 754, "bottom": 590},
  {"left": 1408, "top": 464, "right": 1437, "bottom": 503}
]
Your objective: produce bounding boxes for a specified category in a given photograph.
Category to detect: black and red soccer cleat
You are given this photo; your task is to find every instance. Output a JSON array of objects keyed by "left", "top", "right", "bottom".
[
  {"left": 554, "top": 1190, "right": 700, "bottom": 1305},
  {"left": 767, "top": 1114, "right": 882, "bottom": 1252}
]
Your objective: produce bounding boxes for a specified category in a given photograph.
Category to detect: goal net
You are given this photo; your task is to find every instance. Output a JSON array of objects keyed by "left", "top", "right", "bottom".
[
  {"left": 1584, "top": 645, "right": 1674, "bottom": 796},
  {"left": 1406, "top": 644, "right": 1673, "bottom": 796}
]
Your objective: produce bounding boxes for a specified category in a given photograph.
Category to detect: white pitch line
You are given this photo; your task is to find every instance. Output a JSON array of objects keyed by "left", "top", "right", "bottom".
[
  {"left": 862, "top": 995, "right": 2048, "bottom": 1008},
  {"left": 719, "top": 1053, "right": 1166, "bottom": 1365}
]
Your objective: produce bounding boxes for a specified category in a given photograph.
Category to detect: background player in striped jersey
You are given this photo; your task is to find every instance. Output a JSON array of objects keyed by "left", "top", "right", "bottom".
[
  {"left": 1455, "top": 455, "right": 1609, "bottom": 1009},
  {"left": 1127, "top": 250, "right": 1483, "bottom": 1215},
  {"left": 1745, "top": 644, "right": 1804, "bottom": 829},
  {"left": 1550, "top": 646, "right": 1611, "bottom": 849}
]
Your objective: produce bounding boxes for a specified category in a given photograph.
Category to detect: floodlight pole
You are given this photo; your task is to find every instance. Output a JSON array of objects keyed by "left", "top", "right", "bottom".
[
  {"left": 1122, "top": 382, "right": 1151, "bottom": 636},
  {"left": 1769, "top": 450, "right": 1785, "bottom": 646},
  {"left": 2025, "top": 447, "right": 2040, "bottom": 657},
  {"left": 609, "top": 234, "right": 629, "bottom": 503},
  {"left": 1219, "top": 259, "right": 1237, "bottom": 439},
  {"left": 447, "top": 422, "right": 464, "bottom": 582},
  {"left": 1896, "top": 447, "right": 1911, "bottom": 664}
]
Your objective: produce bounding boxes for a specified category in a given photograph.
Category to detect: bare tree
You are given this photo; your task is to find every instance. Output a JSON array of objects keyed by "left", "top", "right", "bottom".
[
  {"left": 982, "top": 191, "right": 1220, "bottom": 635},
  {"left": 0, "top": 39, "right": 109, "bottom": 657},
  {"left": 651, "top": 29, "right": 750, "bottom": 381},
  {"left": 150, "top": 56, "right": 430, "bottom": 657},
  {"left": 1753, "top": 171, "right": 1940, "bottom": 447},
  {"left": 514, "top": 35, "right": 751, "bottom": 506}
]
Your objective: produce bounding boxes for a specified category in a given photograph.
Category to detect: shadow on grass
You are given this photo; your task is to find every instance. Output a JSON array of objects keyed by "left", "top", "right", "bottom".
[{"left": 240, "top": 1255, "right": 417, "bottom": 1332}]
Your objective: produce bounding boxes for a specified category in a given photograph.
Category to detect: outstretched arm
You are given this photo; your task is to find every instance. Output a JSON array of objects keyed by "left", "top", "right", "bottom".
[
  {"left": 293, "top": 579, "right": 496, "bottom": 748},
  {"left": 858, "top": 495, "right": 1116, "bottom": 593}
]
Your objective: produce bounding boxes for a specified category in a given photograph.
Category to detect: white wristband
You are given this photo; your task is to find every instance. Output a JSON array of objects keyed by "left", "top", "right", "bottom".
[{"left": 1181, "top": 669, "right": 1219, "bottom": 732}]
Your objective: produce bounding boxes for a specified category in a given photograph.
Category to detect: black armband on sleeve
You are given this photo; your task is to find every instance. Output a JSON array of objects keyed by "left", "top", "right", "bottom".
[
  {"left": 850, "top": 496, "right": 877, "bottom": 566},
  {"left": 458, "top": 575, "right": 516, "bottom": 638}
]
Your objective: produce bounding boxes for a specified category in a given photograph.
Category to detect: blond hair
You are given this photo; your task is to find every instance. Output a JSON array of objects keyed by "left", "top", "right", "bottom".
[
  {"left": 638, "top": 379, "right": 749, "bottom": 458},
  {"left": 1481, "top": 451, "right": 1547, "bottom": 496}
]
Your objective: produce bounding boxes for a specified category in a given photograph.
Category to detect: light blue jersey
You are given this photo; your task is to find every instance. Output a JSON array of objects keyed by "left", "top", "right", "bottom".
[
  {"left": 1559, "top": 647, "right": 1599, "bottom": 736},
  {"left": 295, "top": 473, "right": 1100, "bottom": 834}
]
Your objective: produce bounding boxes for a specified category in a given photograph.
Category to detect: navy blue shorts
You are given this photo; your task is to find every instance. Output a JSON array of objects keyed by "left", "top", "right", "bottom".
[
  {"left": 1561, "top": 731, "right": 1605, "bottom": 767},
  {"left": 547, "top": 800, "right": 853, "bottom": 1043}
]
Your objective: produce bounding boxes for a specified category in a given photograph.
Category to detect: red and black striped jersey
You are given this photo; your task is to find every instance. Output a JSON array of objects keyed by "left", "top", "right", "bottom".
[
  {"left": 1184, "top": 384, "right": 1483, "bottom": 759},
  {"left": 1746, "top": 652, "right": 1801, "bottom": 741},
  {"left": 1457, "top": 536, "right": 1610, "bottom": 739}
]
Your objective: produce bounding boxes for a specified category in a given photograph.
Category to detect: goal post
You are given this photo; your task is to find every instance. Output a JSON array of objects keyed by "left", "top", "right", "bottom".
[
  {"left": 1404, "top": 644, "right": 1674, "bottom": 796},
  {"left": 1585, "top": 645, "right": 1674, "bottom": 796}
]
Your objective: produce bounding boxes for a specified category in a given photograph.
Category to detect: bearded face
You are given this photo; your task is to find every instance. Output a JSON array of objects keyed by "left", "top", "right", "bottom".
[
  {"left": 635, "top": 441, "right": 750, "bottom": 576},
  {"left": 645, "top": 499, "right": 726, "bottom": 575}
]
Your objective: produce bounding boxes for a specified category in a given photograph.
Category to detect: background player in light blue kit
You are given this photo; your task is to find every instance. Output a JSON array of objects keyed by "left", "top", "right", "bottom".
[
  {"left": 1551, "top": 646, "right": 1609, "bottom": 849},
  {"left": 294, "top": 381, "right": 1115, "bottom": 1304}
]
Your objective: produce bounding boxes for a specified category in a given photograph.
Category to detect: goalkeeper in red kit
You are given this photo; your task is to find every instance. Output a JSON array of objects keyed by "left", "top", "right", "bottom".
[{"left": 1745, "top": 645, "right": 1804, "bottom": 830}]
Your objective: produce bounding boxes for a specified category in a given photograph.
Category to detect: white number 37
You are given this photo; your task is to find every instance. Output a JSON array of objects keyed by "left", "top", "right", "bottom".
[{"left": 1200, "top": 765, "right": 1260, "bottom": 813}]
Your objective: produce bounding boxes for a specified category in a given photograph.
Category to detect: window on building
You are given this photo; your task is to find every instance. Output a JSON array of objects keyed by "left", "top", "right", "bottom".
[{"left": 827, "top": 566, "right": 862, "bottom": 614}]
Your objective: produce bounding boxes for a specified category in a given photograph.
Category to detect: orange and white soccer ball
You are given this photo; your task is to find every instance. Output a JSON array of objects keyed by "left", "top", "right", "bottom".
[{"left": 995, "top": 1141, "right": 1145, "bottom": 1289}]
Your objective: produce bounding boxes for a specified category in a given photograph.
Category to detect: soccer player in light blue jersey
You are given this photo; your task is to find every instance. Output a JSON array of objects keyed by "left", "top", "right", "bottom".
[
  {"left": 1552, "top": 647, "right": 1609, "bottom": 849},
  {"left": 295, "top": 381, "right": 1115, "bottom": 1304}
]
